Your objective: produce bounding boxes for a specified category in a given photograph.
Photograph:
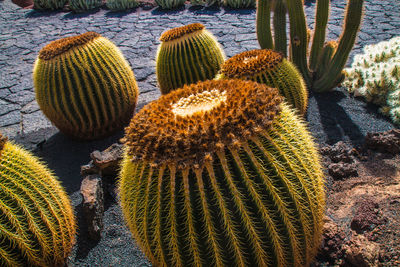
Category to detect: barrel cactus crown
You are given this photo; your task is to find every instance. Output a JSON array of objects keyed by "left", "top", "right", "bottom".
[
  {"left": 219, "top": 49, "right": 308, "bottom": 115},
  {"left": 33, "top": 0, "right": 66, "bottom": 10},
  {"left": 156, "top": 23, "right": 226, "bottom": 95},
  {"left": 33, "top": 32, "right": 138, "bottom": 140},
  {"left": 120, "top": 79, "right": 325, "bottom": 266},
  {"left": 0, "top": 132, "right": 76, "bottom": 267}
]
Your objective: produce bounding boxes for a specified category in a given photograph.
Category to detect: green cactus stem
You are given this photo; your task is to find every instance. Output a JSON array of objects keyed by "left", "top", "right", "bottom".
[
  {"left": 256, "top": 0, "right": 364, "bottom": 92},
  {"left": 120, "top": 79, "right": 325, "bottom": 266},
  {"left": 313, "top": 0, "right": 364, "bottom": 92},
  {"left": 0, "top": 132, "right": 76, "bottom": 267},
  {"left": 68, "top": 0, "right": 102, "bottom": 12},
  {"left": 33, "top": 32, "right": 138, "bottom": 140},
  {"left": 256, "top": 0, "right": 273, "bottom": 50},
  {"left": 106, "top": 0, "right": 138, "bottom": 11},
  {"left": 218, "top": 49, "right": 308, "bottom": 115},
  {"left": 156, "top": 23, "right": 225, "bottom": 95},
  {"left": 155, "top": 0, "right": 185, "bottom": 9},
  {"left": 273, "top": 0, "right": 287, "bottom": 57}
]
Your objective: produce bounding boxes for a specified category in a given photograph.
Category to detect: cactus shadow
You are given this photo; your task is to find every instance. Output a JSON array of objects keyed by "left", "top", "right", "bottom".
[
  {"left": 25, "top": 9, "right": 61, "bottom": 18},
  {"left": 151, "top": 4, "right": 185, "bottom": 14},
  {"left": 222, "top": 6, "right": 255, "bottom": 15},
  {"left": 312, "top": 89, "right": 364, "bottom": 146},
  {"left": 188, "top": 5, "right": 221, "bottom": 14},
  {"left": 34, "top": 130, "right": 124, "bottom": 194},
  {"left": 105, "top": 7, "right": 138, "bottom": 17}
]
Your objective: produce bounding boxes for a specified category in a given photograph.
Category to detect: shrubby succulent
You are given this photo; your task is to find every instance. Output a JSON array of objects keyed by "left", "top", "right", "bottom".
[
  {"left": 120, "top": 79, "right": 325, "bottom": 267},
  {"left": 155, "top": 0, "right": 185, "bottom": 9},
  {"left": 106, "top": 0, "right": 138, "bottom": 10},
  {"left": 33, "top": 0, "right": 67, "bottom": 10},
  {"left": 344, "top": 36, "right": 400, "bottom": 124},
  {"left": 68, "top": 0, "right": 102, "bottom": 12},
  {"left": 223, "top": 0, "right": 255, "bottom": 9}
]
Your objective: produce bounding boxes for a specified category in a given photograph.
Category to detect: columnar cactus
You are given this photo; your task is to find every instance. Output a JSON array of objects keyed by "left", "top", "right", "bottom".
[
  {"left": 156, "top": 23, "right": 225, "bottom": 94},
  {"left": 106, "top": 0, "right": 138, "bottom": 11},
  {"left": 33, "top": 32, "right": 138, "bottom": 140},
  {"left": 120, "top": 79, "right": 325, "bottom": 266},
  {"left": 0, "top": 133, "right": 76, "bottom": 267},
  {"left": 218, "top": 49, "right": 308, "bottom": 115},
  {"left": 33, "top": 0, "right": 67, "bottom": 10},
  {"left": 344, "top": 36, "right": 400, "bottom": 124},
  {"left": 257, "top": 0, "right": 364, "bottom": 92},
  {"left": 68, "top": 0, "right": 102, "bottom": 12}
]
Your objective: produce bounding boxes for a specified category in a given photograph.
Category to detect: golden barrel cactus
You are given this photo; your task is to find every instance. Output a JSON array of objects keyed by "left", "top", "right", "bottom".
[
  {"left": 156, "top": 23, "right": 226, "bottom": 95},
  {"left": 33, "top": 32, "right": 138, "bottom": 140},
  {"left": 119, "top": 79, "right": 325, "bottom": 266},
  {"left": 0, "top": 133, "right": 76, "bottom": 267},
  {"left": 219, "top": 49, "right": 308, "bottom": 115}
]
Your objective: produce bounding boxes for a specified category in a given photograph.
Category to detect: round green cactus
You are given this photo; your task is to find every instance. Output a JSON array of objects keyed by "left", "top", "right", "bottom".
[
  {"left": 68, "top": 0, "right": 102, "bottom": 12},
  {"left": 33, "top": 0, "right": 67, "bottom": 10},
  {"left": 0, "top": 133, "right": 76, "bottom": 267},
  {"left": 155, "top": 0, "right": 185, "bottom": 9},
  {"left": 33, "top": 32, "right": 139, "bottom": 140},
  {"left": 106, "top": 0, "right": 138, "bottom": 11},
  {"left": 119, "top": 79, "right": 325, "bottom": 266},
  {"left": 156, "top": 23, "right": 226, "bottom": 95},
  {"left": 219, "top": 49, "right": 308, "bottom": 115},
  {"left": 223, "top": 0, "right": 255, "bottom": 9}
]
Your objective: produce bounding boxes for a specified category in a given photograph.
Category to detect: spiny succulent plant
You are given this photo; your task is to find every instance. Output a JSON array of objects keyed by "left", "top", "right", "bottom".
[
  {"left": 106, "top": 0, "right": 138, "bottom": 11},
  {"left": 68, "top": 0, "right": 102, "bottom": 12},
  {"left": 33, "top": 32, "right": 138, "bottom": 140},
  {"left": 218, "top": 49, "right": 308, "bottom": 115},
  {"left": 223, "top": 0, "right": 255, "bottom": 9},
  {"left": 120, "top": 79, "right": 325, "bottom": 266},
  {"left": 344, "top": 36, "right": 400, "bottom": 124},
  {"left": 190, "top": 0, "right": 219, "bottom": 7},
  {"left": 0, "top": 132, "right": 76, "bottom": 267},
  {"left": 155, "top": 0, "right": 185, "bottom": 9},
  {"left": 257, "top": 0, "right": 364, "bottom": 92},
  {"left": 33, "top": 0, "right": 67, "bottom": 10},
  {"left": 156, "top": 23, "right": 225, "bottom": 95}
]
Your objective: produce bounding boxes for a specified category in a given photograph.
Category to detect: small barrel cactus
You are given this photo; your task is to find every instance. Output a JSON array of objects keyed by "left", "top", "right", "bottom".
[
  {"left": 155, "top": 0, "right": 185, "bottom": 9},
  {"left": 120, "top": 79, "right": 325, "bottom": 266},
  {"left": 33, "top": 32, "right": 138, "bottom": 140},
  {"left": 156, "top": 23, "right": 225, "bottom": 94},
  {"left": 218, "top": 49, "right": 308, "bottom": 115},
  {"left": 344, "top": 36, "right": 400, "bottom": 124},
  {"left": 33, "top": 0, "right": 67, "bottom": 10},
  {"left": 223, "top": 0, "right": 255, "bottom": 9},
  {"left": 106, "top": 0, "right": 138, "bottom": 11},
  {"left": 0, "top": 133, "right": 76, "bottom": 267},
  {"left": 68, "top": 0, "right": 102, "bottom": 12}
]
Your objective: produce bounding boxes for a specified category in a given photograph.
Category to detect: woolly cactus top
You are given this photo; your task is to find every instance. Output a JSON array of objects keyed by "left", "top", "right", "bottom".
[
  {"left": 38, "top": 32, "right": 101, "bottom": 60},
  {"left": 159, "top": 23, "right": 205, "bottom": 42},
  {"left": 0, "top": 132, "right": 6, "bottom": 157},
  {"left": 220, "top": 49, "right": 284, "bottom": 78},
  {"left": 123, "top": 79, "right": 283, "bottom": 167}
]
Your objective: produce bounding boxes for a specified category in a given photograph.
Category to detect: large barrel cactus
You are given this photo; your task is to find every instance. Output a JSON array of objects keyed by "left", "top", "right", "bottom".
[
  {"left": 33, "top": 0, "right": 67, "bottom": 10},
  {"left": 33, "top": 32, "right": 138, "bottom": 140},
  {"left": 156, "top": 23, "right": 225, "bottom": 95},
  {"left": 120, "top": 79, "right": 325, "bottom": 266},
  {"left": 0, "top": 133, "right": 76, "bottom": 267},
  {"left": 218, "top": 49, "right": 308, "bottom": 115}
]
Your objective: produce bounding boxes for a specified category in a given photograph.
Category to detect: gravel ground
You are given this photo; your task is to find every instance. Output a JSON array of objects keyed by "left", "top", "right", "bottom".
[{"left": 0, "top": 0, "right": 399, "bottom": 265}]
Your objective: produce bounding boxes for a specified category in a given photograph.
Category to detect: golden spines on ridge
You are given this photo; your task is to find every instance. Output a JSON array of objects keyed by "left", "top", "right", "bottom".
[
  {"left": 123, "top": 79, "right": 283, "bottom": 167},
  {"left": 0, "top": 137, "right": 76, "bottom": 267},
  {"left": 33, "top": 32, "right": 138, "bottom": 140},
  {"left": 159, "top": 23, "right": 205, "bottom": 42},
  {"left": 156, "top": 23, "right": 226, "bottom": 94},
  {"left": 120, "top": 79, "right": 325, "bottom": 266},
  {"left": 219, "top": 49, "right": 308, "bottom": 115}
]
